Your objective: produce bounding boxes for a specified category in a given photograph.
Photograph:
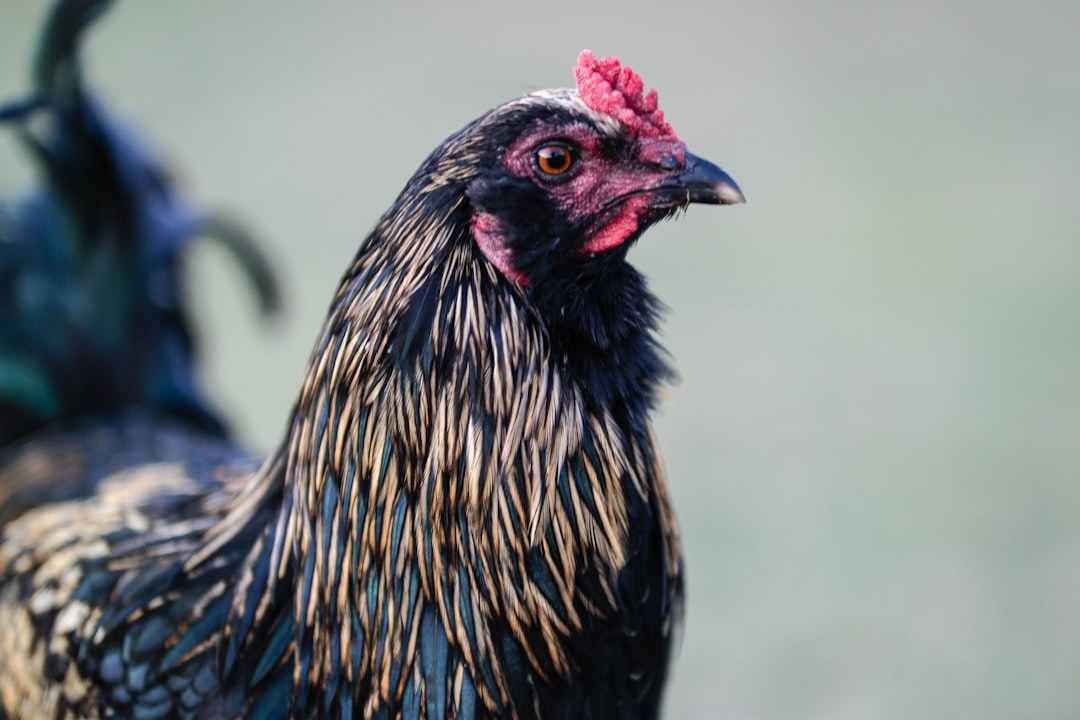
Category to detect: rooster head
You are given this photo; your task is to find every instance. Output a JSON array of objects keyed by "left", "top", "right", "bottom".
[
  {"left": 371, "top": 50, "right": 743, "bottom": 412},
  {"left": 463, "top": 50, "right": 743, "bottom": 288}
]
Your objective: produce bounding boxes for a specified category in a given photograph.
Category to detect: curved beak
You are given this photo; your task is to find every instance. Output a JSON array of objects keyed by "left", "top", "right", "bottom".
[{"left": 671, "top": 150, "right": 745, "bottom": 205}]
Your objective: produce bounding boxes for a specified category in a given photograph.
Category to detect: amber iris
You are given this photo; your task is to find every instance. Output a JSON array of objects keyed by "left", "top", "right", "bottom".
[{"left": 535, "top": 144, "right": 575, "bottom": 175}]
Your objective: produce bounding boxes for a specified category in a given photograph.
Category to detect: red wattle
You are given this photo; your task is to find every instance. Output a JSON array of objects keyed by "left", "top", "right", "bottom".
[{"left": 582, "top": 196, "right": 649, "bottom": 254}]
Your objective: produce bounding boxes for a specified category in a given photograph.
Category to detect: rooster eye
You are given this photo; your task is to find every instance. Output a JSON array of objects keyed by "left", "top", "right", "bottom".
[{"left": 535, "top": 144, "right": 575, "bottom": 176}]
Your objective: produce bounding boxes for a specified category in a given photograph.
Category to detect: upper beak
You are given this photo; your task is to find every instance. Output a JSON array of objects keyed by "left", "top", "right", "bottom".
[{"left": 668, "top": 150, "right": 745, "bottom": 205}]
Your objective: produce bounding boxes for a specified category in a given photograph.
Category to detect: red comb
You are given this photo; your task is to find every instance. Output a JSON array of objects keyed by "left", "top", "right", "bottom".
[{"left": 573, "top": 50, "right": 677, "bottom": 140}]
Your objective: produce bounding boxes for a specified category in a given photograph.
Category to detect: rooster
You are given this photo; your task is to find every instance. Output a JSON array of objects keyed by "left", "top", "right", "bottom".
[
  {"left": 0, "top": 0, "right": 276, "bottom": 528},
  {"left": 0, "top": 1, "right": 744, "bottom": 718}
]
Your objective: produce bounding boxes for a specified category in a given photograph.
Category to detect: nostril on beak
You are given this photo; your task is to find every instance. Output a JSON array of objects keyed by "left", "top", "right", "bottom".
[{"left": 656, "top": 154, "right": 681, "bottom": 171}]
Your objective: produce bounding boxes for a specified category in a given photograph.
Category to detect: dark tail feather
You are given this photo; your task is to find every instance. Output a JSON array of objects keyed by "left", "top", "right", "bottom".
[{"left": 0, "top": 0, "right": 278, "bottom": 446}]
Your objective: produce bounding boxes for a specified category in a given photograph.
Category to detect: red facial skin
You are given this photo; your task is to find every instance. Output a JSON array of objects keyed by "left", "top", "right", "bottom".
[
  {"left": 471, "top": 121, "right": 688, "bottom": 283},
  {"left": 472, "top": 211, "right": 525, "bottom": 283}
]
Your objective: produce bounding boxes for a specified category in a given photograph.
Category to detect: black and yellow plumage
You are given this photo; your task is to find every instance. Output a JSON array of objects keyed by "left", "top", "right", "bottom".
[{"left": 0, "top": 2, "right": 743, "bottom": 718}]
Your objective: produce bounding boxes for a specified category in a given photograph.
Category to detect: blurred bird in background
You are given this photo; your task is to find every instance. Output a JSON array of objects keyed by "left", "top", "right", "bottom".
[
  {"left": 0, "top": 0, "right": 742, "bottom": 718},
  {"left": 0, "top": 0, "right": 278, "bottom": 528}
]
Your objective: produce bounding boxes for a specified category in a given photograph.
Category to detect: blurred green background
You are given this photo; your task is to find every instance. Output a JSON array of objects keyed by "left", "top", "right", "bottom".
[{"left": 3, "top": 2, "right": 1079, "bottom": 718}]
